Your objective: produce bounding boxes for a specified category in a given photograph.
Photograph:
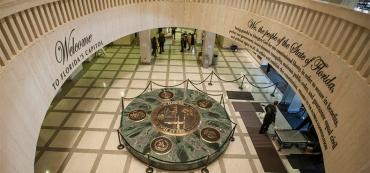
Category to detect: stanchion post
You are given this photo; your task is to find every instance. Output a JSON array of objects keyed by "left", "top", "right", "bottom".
[
  {"left": 201, "top": 155, "right": 210, "bottom": 173},
  {"left": 230, "top": 124, "right": 236, "bottom": 142},
  {"left": 270, "top": 83, "right": 278, "bottom": 97},
  {"left": 208, "top": 71, "right": 213, "bottom": 86},
  {"left": 186, "top": 79, "right": 189, "bottom": 90},
  {"left": 184, "top": 79, "right": 189, "bottom": 100},
  {"left": 150, "top": 81, "right": 153, "bottom": 91},
  {"left": 117, "top": 130, "right": 125, "bottom": 150},
  {"left": 146, "top": 154, "right": 154, "bottom": 173},
  {"left": 118, "top": 91, "right": 125, "bottom": 150},
  {"left": 121, "top": 96, "right": 125, "bottom": 110},
  {"left": 239, "top": 75, "right": 245, "bottom": 90}
]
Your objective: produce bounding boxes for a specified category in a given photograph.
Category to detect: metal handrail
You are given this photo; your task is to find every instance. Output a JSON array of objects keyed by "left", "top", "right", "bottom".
[
  {"left": 117, "top": 121, "right": 236, "bottom": 165},
  {"left": 120, "top": 70, "right": 278, "bottom": 100},
  {"left": 117, "top": 70, "right": 265, "bottom": 166}
]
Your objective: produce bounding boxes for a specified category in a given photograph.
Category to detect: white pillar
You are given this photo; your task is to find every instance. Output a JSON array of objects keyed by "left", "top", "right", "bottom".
[
  {"left": 201, "top": 31, "right": 216, "bottom": 68},
  {"left": 196, "top": 29, "right": 203, "bottom": 45},
  {"left": 139, "top": 30, "right": 151, "bottom": 64}
]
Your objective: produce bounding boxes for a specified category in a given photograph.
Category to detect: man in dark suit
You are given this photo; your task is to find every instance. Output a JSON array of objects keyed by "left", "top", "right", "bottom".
[
  {"left": 259, "top": 101, "right": 278, "bottom": 134},
  {"left": 151, "top": 36, "right": 157, "bottom": 57},
  {"left": 171, "top": 27, "right": 177, "bottom": 40},
  {"left": 158, "top": 32, "right": 165, "bottom": 54},
  {"left": 180, "top": 32, "right": 186, "bottom": 52}
]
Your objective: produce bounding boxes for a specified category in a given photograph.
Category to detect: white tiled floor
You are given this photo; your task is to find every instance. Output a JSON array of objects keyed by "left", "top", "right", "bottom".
[
  {"left": 96, "top": 154, "right": 128, "bottom": 173},
  {"left": 89, "top": 114, "right": 115, "bottom": 128},
  {"left": 77, "top": 131, "right": 106, "bottom": 149},
  {"left": 54, "top": 99, "right": 79, "bottom": 110},
  {"left": 35, "top": 32, "right": 292, "bottom": 172},
  {"left": 35, "top": 151, "right": 68, "bottom": 173},
  {"left": 64, "top": 113, "right": 90, "bottom": 127},
  {"left": 64, "top": 153, "right": 97, "bottom": 173},
  {"left": 223, "top": 158, "right": 254, "bottom": 173},
  {"left": 37, "top": 129, "right": 56, "bottom": 147},
  {"left": 97, "top": 100, "right": 120, "bottom": 112},
  {"left": 43, "top": 112, "right": 68, "bottom": 126},
  {"left": 49, "top": 130, "right": 80, "bottom": 148},
  {"left": 225, "top": 135, "right": 246, "bottom": 155}
]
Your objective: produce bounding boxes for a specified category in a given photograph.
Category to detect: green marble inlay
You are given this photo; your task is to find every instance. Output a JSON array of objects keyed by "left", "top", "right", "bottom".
[{"left": 119, "top": 88, "right": 232, "bottom": 170}]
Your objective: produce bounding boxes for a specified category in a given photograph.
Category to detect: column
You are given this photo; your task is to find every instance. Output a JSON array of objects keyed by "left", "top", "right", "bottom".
[
  {"left": 139, "top": 30, "right": 151, "bottom": 64},
  {"left": 201, "top": 31, "right": 216, "bottom": 68},
  {"left": 196, "top": 29, "right": 203, "bottom": 45}
]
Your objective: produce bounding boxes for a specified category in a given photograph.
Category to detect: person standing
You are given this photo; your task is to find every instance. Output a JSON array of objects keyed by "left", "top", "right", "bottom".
[
  {"left": 158, "top": 32, "right": 165, "bottom": 54},
  {"left": 259, "top": 101, "right": 278, "bottom": 134},
  {"left": 171, "top": 27, "right": 177, "bottom": 40},
  {"left": 190, "top": 33, "right": 195, "bottom": 52},
  {"left": 151, "top": 36, "right": 158, "bottom": 57},
  {"left": 183, "top": 32, "right": 188, "bottom": 50},
  {"left": 180, "top": 33, "right": 186, "bottom": 52},
  {"left": 134, "top": 32, "right": 139, "bottom": 45},
  {"left": 266, "top": 63, "right": 271, "bottom": 74},
  {"left": 187, "top": 33, "right": 192, "bottom": 51}
]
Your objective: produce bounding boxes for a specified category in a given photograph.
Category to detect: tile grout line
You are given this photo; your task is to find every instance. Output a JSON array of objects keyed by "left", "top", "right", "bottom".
[
  {"left": 35, "top": 52, "right": 111, "bottom": 164},
  {"left": 57, "top": 45, "right": 122, "bottom": 173},
  {"left": 116, "top": 44, "right": 148, "bottom": 173},
  {"left": 35, "top": 43, "right": 276, "bottom": 173},
  {"left": 90, "top": 45, "right": 133, "bottom": 173},
  {"left": 216, "top": 46, "right": 259, "bottom": 173}
]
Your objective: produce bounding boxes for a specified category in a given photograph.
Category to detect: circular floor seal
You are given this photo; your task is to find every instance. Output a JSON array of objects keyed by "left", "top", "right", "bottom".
[
  {"left": 151, "top": 136, "right": 172, "bottom": 155},
  {"left": 128, "top": 110, "right": 146, "bottom": 122},
  {"left": 201, "top": 127, "right": 220, "bottom": 143},
  {"left": 197, "top": 99, "right": 213, "bottom": 109},
  {"left": 159, "top": 90, "right": 174, "bottom": 100}
]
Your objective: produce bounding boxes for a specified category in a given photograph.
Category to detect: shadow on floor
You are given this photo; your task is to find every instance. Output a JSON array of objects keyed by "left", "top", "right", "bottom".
[{"left": 287, "top": 154, "right": 325, "bottom": 173}]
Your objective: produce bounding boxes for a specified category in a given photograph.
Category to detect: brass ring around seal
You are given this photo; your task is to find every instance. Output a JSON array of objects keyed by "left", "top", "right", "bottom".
[
  {"left": 201, "top": 127, "right": 220, "bottom": 143},
  {"left": 159, "top": 90, "right": 174, "bottom": 100},
  {"left": 197, "top": 99, "right": 213, "bottom": 109},
  {"left": 128, "top": 110, "right": 146, "bottom": 122},
  {"left": 151, "top": 136, "right": 172, "bottom": 155}
]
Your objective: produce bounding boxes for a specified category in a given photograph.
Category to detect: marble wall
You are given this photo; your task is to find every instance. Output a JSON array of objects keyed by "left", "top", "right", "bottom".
[{"left": 0, "top": 1, "right": 369, "bottom": 173}]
